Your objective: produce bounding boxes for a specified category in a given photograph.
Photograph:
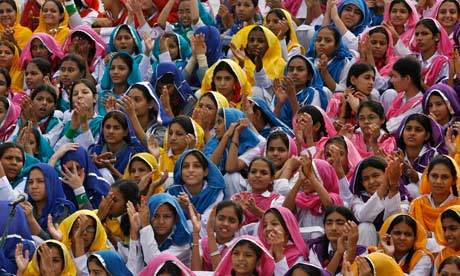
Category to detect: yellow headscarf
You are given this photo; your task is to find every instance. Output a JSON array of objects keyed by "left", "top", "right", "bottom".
[
  {"left": 123, "top": 152, "right": 164, "bottom": 194},
  {"left": 33, "top": 0, "right": 70, "bottom": 45},
  {"left": 201, "top": 59, "right": 252, "bottom": 109},
  {"left": 419, "top": 155, "right": 460, "bottom": 195},
  {"left": 59, "top": 209, "right": 110, "bottom": 254},
  {"left": 196, "top": 91, "right": 230, "bottom": 110},
  {"left": 24, "top": 240, "right": 76, "bottom": 276},
  {"left": 378, "top": 214, "right": 433, "bottom": 273},
  {"left": 434, "top": 205, "right": 460, "bottom": 270},
  {"left": 263, "top": 8, "right": 305, "bottom": 55},
  {"left": 0, "top": 0, "right": 32, "bottom": 50},
  {"left": 1, "top": 41, "right": 23, "bottom": 93},
  {"left": 230, "top": 25, "right": 286, "bottom": 85},
  {"left": 351, "top": 252, "right": 405, "bottom": 275},
  {"left": 159, "top": 118, "right": 204, "bottom": 172}
]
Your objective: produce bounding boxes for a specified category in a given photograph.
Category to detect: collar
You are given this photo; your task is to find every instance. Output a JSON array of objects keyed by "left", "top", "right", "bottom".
[{"left": 429, "top": 193, "right": 455, "bottom": 207}]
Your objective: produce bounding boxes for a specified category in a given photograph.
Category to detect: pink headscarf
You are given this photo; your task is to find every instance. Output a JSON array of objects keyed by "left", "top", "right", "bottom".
[
  {"left": 61, "top": 25, "right": 107, "bottom": 72},
  {"left": 410, "top": 18, "right": 452, "bottom": 57},
  {"left": 386, "top": 92, "right": 423, "bottom": 119},
  {"left": 294, "top": 159, "right": 344, "bottom": 215},
  {"left": 233, "top": 191, "right": 282, "bottom": 225},
  {"left": 0, "top": 99, "right": 20, "bottom": 142},
  {"left": 351, "top": 130, "right": 396, "bottom": 157},
  {"left": 214, "top": 235, "right": 275, "bottom": 276},
  {"left": 138, "top": 253, "right": 196, "bottom": 276},
  {"left": 19, "top": 33, "right": 64, "bottom": 69},
  {"left": 383, "top": 0, "right": 419, "bottom": 46},
  {"left": 258, "top": 206, "right": 308, "bottom": 266},
  {"left": 283, "top": 0, "right": 302, "bottom": 19},
  {"left": 431, "top": 0, "right": 460, "bottom": 37}
]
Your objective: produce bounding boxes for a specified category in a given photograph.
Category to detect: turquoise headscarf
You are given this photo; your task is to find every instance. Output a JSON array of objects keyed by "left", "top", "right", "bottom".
[
  {"left": 107, "top": 24, "right": 144, "bottom": 55},
  {"left": 89, "top": 250, "right": 133, "bottom": 276},
  {"left": 152, "top": 32, "right": 191, "bottom": 71}
]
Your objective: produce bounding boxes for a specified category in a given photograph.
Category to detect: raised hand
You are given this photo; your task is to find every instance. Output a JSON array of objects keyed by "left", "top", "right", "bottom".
[
  {"left": 273, "top": 78, "right": 288, "bottom": 104},
  {"left": 60, "top": 162, "right": 84, "bottom": 189},
  {"left": 229, "top": 42, "right": 246, "bottom": 67},
  {"left": 189, "top": 203, "right": 202, "bottom": 234},
  {"left": 97, "top": 192, "right": 114, "bottom": 221},
  {"left": 139, "top": 199, "right": 150, "bottom": 228},
  {"left": 126, "top": 201, "right": 141, "bottom": 239},
  {"left": 47, "top": 214, "right": 63, "bottom": 241},
  {"left": 143, "top": 31, "right": 154, "bottom": 57},
  {"left": 206, "top": 205, "right": 217, "bottom": 234},
  {"left": 147, "top": 134, "right": 160, "bottom": 158},
  {"left": 15, "top": 243, "right": 29, "bottom": 275},
  {"left": 445, "top": 126, "right": 458, "bottom": 157},
  {"left": 146, "top": 170, "right": 168, "bottom": 198},
  {"left": 380, "top": 233, "right": 395, "bottom": 256}
]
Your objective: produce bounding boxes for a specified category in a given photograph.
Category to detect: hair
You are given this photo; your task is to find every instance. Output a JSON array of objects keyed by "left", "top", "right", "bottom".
[
  {"left": 0, "top": 41, "right": 15, "bottom": 56},
  {"left": 427, "top": 155, "right": 459, "bottom": 196},
  {"left": 248, "top": 157, "right": 276, "bottom": 176},
  {"left": 128, "top": 84, "right": 157, "bottom": 121},
  {"left": 439, "top": 0, "right": 460, "bottom": 15},
  {"left": 389, "top": 0, "right": 412, "bottom": 13},
  {"left": 416, "top": 18, "right": 441, "bottom": 38},
  {"left": 232, "top": 239, "right": 263, "bottom": 276},
  {"left": 0, "top": 96, "right": 9, "bottom": 112},
  {"left": 182, "top": 150, "right": 208, "bottom": 171},
  {"left": 392, "top": 56, "right": 424, "bottom": 92},
  {"left": 69, "top": 79, "right": 97, "bottom": 109},
  {"left": 36, "top": 242, "right": 64, "bottom": 266},
  {"left": 316, "top": 26, "right": 341, "bottom": 48},
  {"left": 346, "top": 62, "right": 375, "bottom": 88},
  {"left": 251, "top": 104, "right": 270, "bottom": 125},
  {"left": 248, "top": 26, "right": 266, "bottom": 43},
  {"left": 30, "top": 84, "right": 58, "bottom": 120},
  {"left": 0, "top": 0, "right": 18, "bottom": 13},
  {"left": 25, "top": 58, "right": 51, "bottom": 78},
  {"left": 87, "top": 255, "right": 107, "bottom": 273},
  {"left": 199, "top": 92, "right": 218, "bottom": 109},
  {"left": 0, "top": 68, "right": 11, "bottom": 89},
  {"left": 357, "top": 100, "right": 389, "bottom": 133},
  {"left": 267, "top": 131, "right": 290, "bottom": 151},
  {"left": 111, "top": 179, "right": 139, "bottom": 237},
  {"left": 30, "top": 128, "right": 41, "bottom": 155},
  {"left": 216, "top": 200, "right": 244, "bottom": 224},
  {"left": 170, "top": 115, "right": 194, "bottom": 136},
  {"left": 42, "top": 0, "right": 65, "bottom": 22},
  {"left": 325, "top": 135, "right": 348, "bottom": 155},
  {"left": 355, "top": 156, "right": 387, "bottom": 192},
  {"left": 61, "top": 53, "right": 86, "bottom": 78},
  {"left": 266, "top": 9, "right": 291, "bottom": 42},
  {"left": 111, "top": 53, "right": 133, "bottom": 74},
  {"left": 368, "top": 26, "right": 389, "bottom": 44},
  {"left": 397, "top": 114, "right": 432, "bottom": 151},
  {"left": 71, "top": 31, "right": 96, "bottom": 61},
  {"left": 438, "top": 256, "right": 460, "bottom": 273},
  {"left": 287, "top": 56, "right": 313, "bottom": 87},
  {"left": 289, "top": 263, "right": 323, "bottom": 276},
  {"left": 211, "top": 61, "right": 238, "bottom": 91},
  {"left": 102, "top": 111, "right": 130, "bottom": 142},
  {"left": 265, "top": 208, "right": 292, "bottom": 241},
  {"left": 297, "top": 105, "right": 326, "bottom": 139},
  {"left": 0, "top": 142, "right": 24, "bottom": 161},
  {"left": 157, "top": 261, "right": 182, "bottom": 275},
  {"left": 386, "top": 215, "right": 418, "bottom": 272}
]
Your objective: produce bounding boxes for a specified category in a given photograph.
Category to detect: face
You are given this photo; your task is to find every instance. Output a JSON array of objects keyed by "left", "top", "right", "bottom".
[
  {"left": 128, "top": 159, "right": 151, "bottom": 184},
  {"left": 235, "top": 0, "right": 255, "bottom": 22},
  {"left": 70, "top": 216, "right": 96, "bottom": 250},
  {"left": 25, "top": 63, "right": 45, "bottom": 90},
  {"left": 27, "top": 168, "right": 47, "bottom": 202},
  {"left": 128, "top": 88, "right": 152, "bottom": 117},
  {"left": 181, "top": 153, "right": 208, "bottom": 187},
  {"left": 1, "top": 148, "right": 23, "bottom": 180},
  {"left": 231, "top": 243, "right": 260, "bottom": 275},
  {"left": 262, "top": 211, "right": 289, "bottom": 245},
  {"left": 369, "top": 32, "right": 388, "bottom": 60},
  {"left": 429, "top": 163, "right": 455, "bottom": 197},
  {"left": 213, "top": 70, "right": 236, "bottom": 99},
  {"left": 340, "top": 4, "right": 363, "bottom": 29},
  {"left": 114, "top": 28, "right": 135, "bottom": 53},
  {"left": 361, "top": 166, "right": 386, "bottom": 195},
  {"left": 315, "top": 28, "right": 337, "bottom": 57},
  {"left": 287, "top": 57, "right": 310, "bottom": 91},
  {"left": 402, "top": 119, "right": 430, "bottom": 148},
  {"left": 351, "top": 70, "right": 375, "bottom": 95},
  {"left": 358, "top": 106, "right": 384, "bottom": 133},
  {"left": 443, "top": 217, "right": 460, "bottom": 251},
  {"left": 165, "top": 36, "right": 179, "bottom": 60},
  {"left": 438, "top": 1, "right": 459, "bottom": 30},
  {"left": 248, "top": 159, "right": 273, "bottom": 193},
  {"left": 0, "top": 44, "right": 14, "bottom": 70},
  {"left": 0, "top": 73, "right": 7, "bottom": 96},
  {"left": 88, "top": 260, "right": 109, "bottom": 276},
  {"left": 440, "top": 263, "right": 460, "bottom": 276},
  {"left": 60, "top": 60, "right": 83, "bottom": 88},
  {"left": 109, "top": 187, "right": 126, "bottom": 217},
  {"left": 390, "top": 70, "right": 409, "bottom": 92},
  {"left": 428, "top": 94, "right": 451, "bottom": 125},
  {"left": 325, "top": 142, "right": 347, "bottom": 170},
  {"left": 215, "top": 206, "right": 241, "bottom": 241},
  {"left": 247, "top": 29, "right": 269, "bottom": 58},
  {"left": 214, "top": 115, "right": 226, "bottom": 140},
  {"left": 151, "top": 203, "right": 175, "bottom": 237},
  {"left": 42, "top": 1, "right": 63, "bottom": 27},
  {"left": 32, "top": 91, "right": 55, "bottom": 120},
  {"left": 0, "top": 2, "right": 16, "bottom": 27},
  {"left": 389, "top": 222, "right": 415, "bottom": 255},
  {"left": 198, "top": 95, "right": 218, "bottom": 127},
  {"left": 390, "top": 2, "right": 410, "bottom": 26},
  {"left": 168, "top": 122, "right": 189, "bottom": 155},
  {"left": 109, "top": 57, "right": 130, "bottom": 85},
  {"left": 30, "top": 39, "right": 51, "bottom": 60},
  {"left": 266, "top": 138, "right": 289, "bottom": 169},
  {"left": 324, "top": 212, "right": 347, "bottom": 242},
  {"left": 70, "top": 34, "right": 94, "bottom": 56},
  {"left": 265, "top": 13, "right": 286, "bottom": 37},
  {"left": 178, "top": 0, "right": 192, "bottom": 27},
  {"left": 39, "top": 246, "right": 64, "bottom": 276},
  {"left": 71, "top": 83, "right": 96, "bottom": 110},
  {"left": 415, "top": 24, "right": 438, "bottom": 53},
  {"left": 103, "top": 117, "right": 127, "bottom": 145}
]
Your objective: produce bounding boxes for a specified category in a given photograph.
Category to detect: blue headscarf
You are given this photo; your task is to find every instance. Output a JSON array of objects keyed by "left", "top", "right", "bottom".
[
  {"left": 152, "top": 33, "right": 191, "bottom": 71},
  {"left": 13, "top": 128, "right": 54, "bottom": 163},
  {"left": 306, "top": 26, "right": 353, "bottom": 83},
  {"left": 249, "top": 97, "right": 295, "bottom": 137},
  {"left": 168, "top": 149, "right": 225, "bottom": 214},
  {"left": 89, "top": 250, "right": 133, "bottom": 276},
  {"left": 337, "top": 0, "right": 370, "bottom": 36},
  {"left": 101, "top": 51, "right": 142, "bottom": 91},
  {"left": 25, "top": 164, "right": 75, "bottom": 231},
  {"left": 107, "top": 24, "right": 144, "bottom": 55},
  {"left": 61, "top": 146, "right": 110, "bottom": 209},
  {"left": 89, "top": 110, "right": 147, "bottom": 175},
  {"left": 147, "top": 193, "right": 191, "bottom": 250}
]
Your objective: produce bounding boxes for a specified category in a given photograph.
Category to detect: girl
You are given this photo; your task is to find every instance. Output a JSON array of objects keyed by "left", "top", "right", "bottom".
[
  {"left": 378, "top": 214, "right": 433, "bottom": 275},
  {"left": 58, "top": 54, "right": 88, "bottom": 111},
  {"left": 0, "top": 41, "right": 22, "bottom": 92},
  {"left": 0, "top": 0, "right": 32, "bottom": 50},
  {"left": 438, "top": 256, "right": 460, "bottom": 276},
  {"left": 24, "top": 58, "right": 51, "bottom": 92},
  {"left": 432, "top": 0, "right": 460, "bottom": 40},
  {"left": 232, "top": 157, "right": 285, "bottom": 225},
  {"left": 264, "top": 130, "right": 298, "bottom": 176},
  {"left": 306, "top": 26, "right": 353, "bottom": 92},
  {"left": 422, "top": 83, "right": 460, "bottom": 129},
  {"left": 213, "top": 235, "right": 276, "bottom": 276},
  {"left": 139, "top": 253, "right": 196, "bottom": 276},
  {"left": 434, "top": 206, "right": 460, "bottom": 274},
  {"left": 87, "top": 250, "right": 133, "bottom": 276},
  {"left": 0, "top": 96, "right": 20, "bottom": 142},
  {"left": 89, "top": 110, "right": 146, "bottom": 178},
  {"left": 350, "top": 100, "right": 396, "bottom": 157},
  {"left": 152, "top": 33, "right": 191, "bottom": 71},
  {"left": 224, "top": 0, "right": 261, "bottom": 38},
  {"left": 94, "top": 0, "right": 128, "bottom": 28},
  {"left": 0, "top": 68, "right": 23, "bottom": 105},
  {"left": 386, "top": 57, "right": 424, "bottom": 134},
  {"left": 308, "top": 206, "right": 366, "bottom": 275},
  {"left": 32, "top": 0, "right": 70, "bottom": 45},
  {"left": 347, "top": 252, "right": 405, "bottom": 275},
  {"left": 98, "top": 52, "right": 141, "bottom": 116},
  {"left": 194, "top": 91, "right": 229, "bottom": 143},
  {"left": 285, "top": 263, "right": 333, "bottom": 276},
  {"left": 350, "top": 156, "right": 408, "bottom": 246},
  {"left": 247, "top": 97, "right": 294, "bottom": 138},
  {"left": 19, "top": 33, "right": 63, "bottom": 75},
  {"left": 123, "top": 152, "right": 164, "bottom": 196},
  {"left": 0, "top": 142, "right": 26, "bottom": 200},
  {"left": 21, "top": 163, "right": 75, "bottom": 241}
]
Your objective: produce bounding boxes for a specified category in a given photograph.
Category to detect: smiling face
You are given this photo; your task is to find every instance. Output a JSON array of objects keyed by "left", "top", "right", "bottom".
[
  {"left": 443, "top": 216, "right": 460, "bottom": 251},
  {"left": 180, "top": 153, "right": 208, "bottom": 188},
  {"left": 438, "top": 1, "right": 459, "bottom": 31},
  {"left": 361, "top": 166, "right": 386, "bottom": 195},
  {"left": 215, "top": 206, "right": 242, "bottom": 242},
  {"left": 248, "top": 159, "right": 273, "bottom": 193},
  {"left": 262, "top": 211, "right": 289, "bottom": 245},
  {"left": 231, "top": 243, "right": 260, "bottom": 275},
  {"left": 178, "top": 0, "right": 192, "bottom": 27},
  {"left": 0, "top": 2, "right": 16, "bottom": 27},
  {"left": 42, "top": 1, "right": 63, "bottom": 28}
]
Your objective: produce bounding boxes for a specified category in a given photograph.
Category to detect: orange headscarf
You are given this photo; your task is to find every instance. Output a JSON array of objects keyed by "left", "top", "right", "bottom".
[
  {"left": 33, "top": 0, "right": 70, "bottom": 45},
  {"left": 434, "top": 205, "right": 460, "bottom": 271},
  {"left": 0, "top": 0, "right": 32, "bottom": 50}
]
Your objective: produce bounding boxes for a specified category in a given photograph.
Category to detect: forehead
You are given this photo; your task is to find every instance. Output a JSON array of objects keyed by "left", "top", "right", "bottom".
[
  {"left": 248, "top": 29, "right": 266, "bottom": 40},
  {"left": 43, "top": 1, "right": 59, "bottom": 9},
  {"left": 369, "top": 32, "right": 387, "bottom": 41},
  {"left": 288, "top": 57, "right": 308, "bottom": 67}
]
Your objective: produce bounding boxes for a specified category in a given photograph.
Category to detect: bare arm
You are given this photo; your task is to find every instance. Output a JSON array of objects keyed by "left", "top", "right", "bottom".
[{"left": 157, "top": 0, "right": 176, "bottom": 29}]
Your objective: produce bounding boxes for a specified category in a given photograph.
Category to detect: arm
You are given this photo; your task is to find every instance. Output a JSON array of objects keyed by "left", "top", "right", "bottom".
[
  {"left": 156, "top": 0, "right": 176, "bottom": 29},
  {"left": 189, "top": 204, "right": 203, "bottom": 271},
  {"left": 282, "top": 173, "right": 302, "bottom": 213},
  {"left": 329, "top": 0, "right": 348, "bottom": 36},
  {"left": 225, "top": 120, "right": 249, "bottom": 173}
]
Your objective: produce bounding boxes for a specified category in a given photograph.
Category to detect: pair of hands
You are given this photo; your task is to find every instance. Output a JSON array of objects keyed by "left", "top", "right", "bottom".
[
  {"left": 335, "top": 221, "right": 360, "bottom": 255},
  {"left": 342, "top": 252, "right": 373, "bottom": 276},
  {"left": 15, "top": 242, "right": 61, "bottom": 275},
  {"left": 229, "top": 42, "right": 264, "bottom": 71}
]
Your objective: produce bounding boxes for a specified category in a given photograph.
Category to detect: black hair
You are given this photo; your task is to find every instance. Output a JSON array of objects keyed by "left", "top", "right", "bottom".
[
  {"left": 110, "top": 179, "right": 140, "bottom": 237},
  {"left": 439, "top": 256, "right": 460, "bottom": 273},
  {"left": 0, "top": 68, "right": 11, "bottom": 89},
  {"left": 170, "top": 115, "right": 195, "bottom": 137},
  {"left": 69, "top": 79, "right": 97, "bottom": 109},
  {"left": 30, "top": 84, "right": 58, "bottom": 124},
  {"left": 30, "top": 128, "right": 41, "bottom": 156},
  {"left": 87, "top": 255, "right": 108, "bottom": 273},
  {"left": 0, "top": 96, "right": 9, "bottom": 111},
  {"left": 354, "top": 156, "right": 387, "bottom": 193},
  {"left": 265, "top": 208, "right": 292, "bottom": 241},
  {"left": 182, "top": 150, "right": 208, "bottom": 171},
  {"left": 251, "top": 103, "right": 270, "bottom": 125},
  {"left": 0, "top": 142, "right": 24, "bottom": 180},
  {"left": 231, "top": 239, "right": 262, "bottom": 276},
  {"left": 267, "top": 130, "right": 290, "bottom": 151},
  {"left": 397, "top": 114, "right": 432, "bottom": 151},
  {"left": 102, "top": 111, "right": 130, "bottom": 142},
  {"left": 316, "top": 26, "right": 341, "bottom": 48},
  {"left": 386, "top": 215, "right": 418, "bottom": 273},
  {"left": 325, "top": 135, "right": 348, "bottom": 154},
  {"left": 346, "top": 62, "right": 375, "bottom": 88},
  {"left": 157, "top": 261, "right": 182, "bottom": 275},
  {"left": 416, "top": 18, "right": 441, "bottom": 38},
  {"left": 128, "top": 83, "right": 157, "bottom": 121},
  {"left": 111, "top": 53, "right": 133, "bottom": 74},
  {"left": 61, "top": 54, "right": 87, "bottom": 78},
  {"left": 248, "top": 26, "right": 267, "bottom": 47},
  {"left": 297, "top": 105, "right": 326, "bottom": 140},
  {"left": 427, "top": 155, "right": 459, "bottom": 197},
  {"left": 199, "top": 92, "right": 219, "bottom": 109},
  {"left": 438, "top": 0, "right": 460, "bottom": 15},
  {"left": 288, "top": 263, "right": 323, "bottom": 276},
  {"left": 25, "top": 58, "right": 52, "bottom": 78},
  {"left": 116, "top": 25, "right": 141, "bottom": 54},
  {"left": 266, "top": 9, "right": 291, "bottom": 42},
  {"left": 36, "top": 242, "right": 64, "bottom": 266},
  {"left": 70, "top": 31, "right": 96, "bottom": 62},
  {"left": 216, "top": 200, "right": 244, "bottom": 224},
  {"left": 211, "top": 61, "right": 238, "bottom": 91},
  {"left": 287, "top": 56, "right": 313, "bottom": 87},
  {"left": 42, "top": 0, "right": 65, "bottom": 23},
  {"left": 0, "top": 0, "right": 17, "bottom": 12},
  {"left": 0, "top": 41, "right": 15, "bottom": 56},
  {"left": 248, "top": 157, "right": 276, "bottom": 176},
  {"left": 392, "top": 57, "right": 424, "bottom": 92},
  {"left": 389, "top": 0, "right": 412, "bottom": 14},
  {"left": 357, "top": 100, "right": 389, "bottom": 133},
  {"left": 368, "top": 26, "right": 389, "bottom": 44}
]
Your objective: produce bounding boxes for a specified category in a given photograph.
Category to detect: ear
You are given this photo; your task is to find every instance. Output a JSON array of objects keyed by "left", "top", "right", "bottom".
[
  {"left": 434, "top": 33, "right": 440, "bottom": 43},
  {"left": 93, "top": 94, "right": 98, "bottom": 105},
  {"left": 147, "top": 100, "right": 155, "bottom": 110},
  {"left": 424, "top": 131, "right": 431, "bottom": 142},
  {"left": 350, "top": 75, "right": 357, "bottom": 86},
  {"left": 204, "top": 168, "right": 209, "bottom": 178},
  {"left": 312, "top": 121, "right": 321, "bottom": 133}
]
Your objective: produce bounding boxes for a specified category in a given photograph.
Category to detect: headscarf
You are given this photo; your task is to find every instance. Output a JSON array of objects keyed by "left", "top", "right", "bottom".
[
  {"left": 61, "top": 25, "right": 107, "bottom": 72},
  {"left": 434, "top": 205, "right": 460, "bottom": 269},
  {"left": 100, "top": 51, "right": 142, "bottom": 90},
  {"left": 295, "top": 159, "right": 344, "bottom": 215},
  {"left": 201, "top": 59, "right": 252, "bottom": 108},
  {"left": 152, "top": 32, "right": 191, "bottom": 70},
  {"left": 337, "top": 0, "right": 371, "bottom": 36},
  {"left": 263, "top": 130, "right": 298, "bottom": 158},
  {"left": 0, "top": 98, "right": 20, "bottom": 142},
  {"left": 60, "top": 146, "right": 110, "bottom": 209},
  {"left": 168, "top": 149, "right": 225, "bottom": 214},
  {"left": 379, "top": 214, "right": 434, "bottom": 273},
  {"left": 4, "top": 42, "right": 23, "bottom": 93},
  {"left": 33, "top": 1, "right": 70, "bottom": 45},
  {"left": 350, "top": 252, "right": 405, "bottom": 275},
  {"left": 263, "top": 8, "right": 305, "bottom": 54},
  {"left": 107, "top": 24, "right": 143, "bottom": 55},
  {"left": 19, "top": 33, "right": 63, "bottom": 69},
  {"left": 24, "top": 240, "right": 76, "bottom": 276},
  {"left": 147, "top": 193, "right": 191, "bottom": 250},
  {"left": 419, "top": 155, "right": 460, "bottom": 195},
  {"left": 431, "top": 0, "right": 460, "bottom": 35},
  {"left": 25, "top": 163, "right": 75, "bottom": 231},
  {"left": 59, "top": 209, "right": 110, "bottom": 253},
  {"left": 258, "top": 206, "right": 308, "bottom": 266},
  {"left": 284, "top": 262, "right": 333, "bottom": 276},
  {"left": 231, "top": 25, "right": 286, "bottom": 84},
  {"left": 249, "top": 97, "right": 295, "bottom": 137},
  {"left": 214, "top": 235, "right": 276, "bottom": 276},
  {"left": 123, "top": 152, "right": 164, "bottom": 194},
  {"left": 383, "top": 0, "right": 419, "bottom": 46},
  {"left": 139, "top": 253, "right": 196, "bottom": 276},
  {"left": 0, "top": 0, "right": 32, "bottom": 50},
  {"left": 196, "top": 91, "right": 230, "bottom": 111},
  {"left": 88, "top": 250, "right": 133, "bottom": 276},
  {"left": 276, "top": 55, "right": 327, "bottom": 127},
  {"left": 422, "top": 83, "right": 460, "bottom": 124},
  {"left": 306, "top": 26, "right": 353, "bottom": 83}
]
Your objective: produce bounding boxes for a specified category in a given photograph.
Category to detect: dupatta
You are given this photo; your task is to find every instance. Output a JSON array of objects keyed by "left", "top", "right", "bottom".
[
  {"left": 383, "top": 0, "right": 419, "bottom": 47},
  {"left": 24, "top": 240, "right": 76, "bottom": 276},
  {"left": 0, "top": 0, "right": 32, "bottom": 50},
  {"left": 33, "top": 4, "right": 70, "bottom": 45}
]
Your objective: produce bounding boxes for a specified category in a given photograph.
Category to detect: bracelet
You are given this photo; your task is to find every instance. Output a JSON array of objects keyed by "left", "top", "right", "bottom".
[
  {"left": 65, "top": 127, "right": 77, "bottom": 139},
  {"left": 75, "top": 192, "right": 89, "bottom": 205},
  {"left": 231, "top": 141, "right": 239, "bottom": 147},
  {"left": 64, "top": 1, "right": 77, "bottom": 14},
  {"left": 210, "top": 250, "right": 220, "bottom": 257},
  {"left": 191, "top": 243, "right": 199, "bottom": 247}
]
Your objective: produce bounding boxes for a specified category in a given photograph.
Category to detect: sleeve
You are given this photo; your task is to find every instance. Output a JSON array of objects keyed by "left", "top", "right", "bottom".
[
  {"left": 253, "top": 68, "right": 273, "bottom": 90},
  {"left": 271, "top": 194, "right": 286, "bottom": 207},
  {"left": 42, "top": 120, "right": 64, "bottom": 147},
  {"left": 0, "top": 175, "right": 19, "bottom": 201},
  {"left": 394, "top": 38, "right": 411, "bottom": 57},
  {"left": 139, "top": 226, "right": 161, "bottom": 264},
  {"left": 274, "top": 256, "right": 305, "bottom": 276},
  {"left": 338, "top": 177, "right": 353, "bottom": 207},
  {"left": 383, "top": 193, "right": 402, "bottom": 220},
  {"left": 308, "top": 247, "right": 323, "bottom": 268},
  {"left": 158, "top": 51, "right": 173, "bottom": 63},
  {"left": 165, "top": 244, "right": 192, "bottom": 267},
  {"left": 139, "top": 55, "right": 153, "bottom": 82},
  {"left": 127, "top": 239, "right": 145, "bottom": 275},
  {"left": 351, "top": 193, "right": 385, "bottom": 222},
  {"left": 137, "top": 22, "right": 164, "bottom": 40},
  {"left": 280, "top": 39, "right": 289, "bottom": 61},
  {"left": 73, "top": 130, "right": 96, "bottom": 150},
  {"left": 273, "top": 179, "right": 290, "bottom": 197},
  {"left": 74, "top": 254, "right": 89, "bottom": 276},
  {"left": 408, "top": 253, "right": 433, "bottom": 276},
  {"left": 335, "top": 58, "right": 355, "bottom": 92},
  {"left": 342, "top": 31, "right": 358, "bottom": 52},
  {"left": 238, "top": 145, "right": 263, "bottom": 166}
]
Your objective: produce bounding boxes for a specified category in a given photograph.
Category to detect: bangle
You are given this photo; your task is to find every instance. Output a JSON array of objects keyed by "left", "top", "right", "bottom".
[
  {"left": 191, "top": 243, "right": 199, "bottom": 247},
  {"left": 231, "top": 141, "right": 239, "bottom": 147},
  {"left": 210, "top": 250, "right": 220, "bottom": 257},
  {"left": 65, "top": 127, "right": 77, "bottom": 139},
  {"left": 64, "top": 1, "right": 77, "bottom": 14}
]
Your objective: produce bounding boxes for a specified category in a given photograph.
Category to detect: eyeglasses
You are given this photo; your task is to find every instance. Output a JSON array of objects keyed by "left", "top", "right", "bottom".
[{"left": 83, "top": 226, "right": 96, "bottom": 234}]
